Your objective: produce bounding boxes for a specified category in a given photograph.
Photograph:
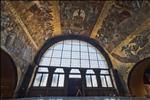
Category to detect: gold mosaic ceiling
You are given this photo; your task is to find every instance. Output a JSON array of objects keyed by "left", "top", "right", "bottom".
[{"left": 1, "top": 1, "right": 150, "bottom": 77}]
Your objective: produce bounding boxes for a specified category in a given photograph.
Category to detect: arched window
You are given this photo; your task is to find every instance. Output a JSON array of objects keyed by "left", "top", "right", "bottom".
[
  {"left": 33, "top": 67, "right": 49, "bottom": 87},
  {"left": 32, "top": 38, "right": 115, "bottom": 91},
  {"left": 38, "top": 40, "right": 108, "bottom": 69},
  {"left": 86, "top": 70, "right": 98, "bottom": 87},
  {"left": 51, "top": 68, "right": 65, "bottom": 87}
]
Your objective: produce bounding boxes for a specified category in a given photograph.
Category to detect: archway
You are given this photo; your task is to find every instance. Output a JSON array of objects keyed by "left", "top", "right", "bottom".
[
  {"left": 0, "top": 48, "right": 18, "bottom": 98},
  {"left": 128, "top": 58, "right": 150, "bottom": 97}
]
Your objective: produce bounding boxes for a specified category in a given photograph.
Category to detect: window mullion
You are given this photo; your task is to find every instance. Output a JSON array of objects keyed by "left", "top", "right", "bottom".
[
  {"left": 57, "top": 74, "right": 59, "bottom": 87},
  {"left": 59, "top": 41, "right": 64, "bottom": 67},
  {"left": 104, "top": 75, "right": 108, "bottom": 87},
  {"left": 39, "top": 74, "right": 43, "bottom": 87}
]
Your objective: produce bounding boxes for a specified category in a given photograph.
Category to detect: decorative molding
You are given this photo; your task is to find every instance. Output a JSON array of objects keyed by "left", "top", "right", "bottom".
[
  {"left": 51, "top": 1, "right": 62, "bottom": 37},
  {"left": 6, "top": 1, "right": 39, "bottom": 50},
  {"left": 90, "top": 1, "right": 114, "bottom": 39}
]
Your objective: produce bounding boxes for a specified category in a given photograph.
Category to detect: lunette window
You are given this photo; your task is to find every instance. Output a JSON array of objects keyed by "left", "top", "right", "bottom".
[{"left": 33, "top": 40, "right": 113, "bottom": 88}]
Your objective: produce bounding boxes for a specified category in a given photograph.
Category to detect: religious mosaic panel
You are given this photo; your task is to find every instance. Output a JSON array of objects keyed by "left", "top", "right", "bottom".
[
  {"left": 10, "top": 1, "right": 54, "bottom": 47},
  {"left": 112, "top": 30, "right": 150, "bottom": 63},
  {"left": 59, "top": 1, "right": 105, "bottom": 36},
  {"left": 1, "top": 1, "right": 36, "bottom": 73},
  {"left": 96, "top": 0, "right": 150, "bottom": 52}
]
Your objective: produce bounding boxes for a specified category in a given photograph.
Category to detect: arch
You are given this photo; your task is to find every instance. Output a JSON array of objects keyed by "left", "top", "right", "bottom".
[
  {"left": 29, "top": 35, "right": 117, "bottom": 96},
  {"left": 128, "top": 57, "right": 150, "bottom": 97},
  {"left": 34, "top": 35, "right": 113, "bottom": 70},
  {"left": 0, "top": 48, "right": 18, "bottom": 98}
]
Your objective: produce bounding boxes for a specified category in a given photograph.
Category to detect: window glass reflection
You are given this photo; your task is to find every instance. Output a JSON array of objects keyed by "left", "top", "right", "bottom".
[
  {"left": 58, "top": 74, "right": 64, "bottom": 87},
  {"left": 89, "top": 53, "right": 97, "bottom": 60},
  {"left": 33, "top": 73, "right": 42, "bottom": 86},
  {"left": 43, "top": 50, "right": 53, "bottom": 58},
  {"left": 38, "top": 67, "right": 48, "bottom": 72},
  {"left": 106, "top": 76, "right": 112, "bottom": 87},
  {"left": 39, "top": 57, "right": 50, "bottom": 66},
  {"left": 62, "top": 51, "right": 71, "bottom": 59},
  {"left": 81, "top": 52, "right": 89, "bottom": 60},
  {"left": 81, "top": 60, "right": 89, "bottom": 68},
  {"left": 63, "top": 44, "right": 71, "bottom": 51},
  {"left": 51, "top": 74, "right": 58, "bottom": 87},
  {"left": 50, "top": 58, "right": 61, "bottom": 66},
  {"left": 86, "top": 75, "right": 92, "bottom": 87},
  {"left": 71, "top": 59, "right": 80, "bottom": 68},
  {"left": 72, "top": 45, "right": 80, "bottom": 51},
  {"left": 100, "top": 76, "right": 107, "bottom": 87},
  {"left": 40, "top": 74, "right": 48, "bottom": 86},
  {"left": 52, "top": 50, "right": 62, "bottom": 58},
  {"left": 72, "top": 51, "right": 80, "bottom": 59},
  {"left": 61, "top": 59, "right": 70, "bottom": 67},
  {"left": 92, "top": 75, "right": 98, "bottom": 87},
  {"left": 90, "top": 60, "right": 99, "bottom": 68}
]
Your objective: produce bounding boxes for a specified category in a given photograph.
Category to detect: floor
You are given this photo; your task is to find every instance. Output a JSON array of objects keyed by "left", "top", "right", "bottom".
[{"left": 13, "top": 96, "right": 148, "bottom": 100}]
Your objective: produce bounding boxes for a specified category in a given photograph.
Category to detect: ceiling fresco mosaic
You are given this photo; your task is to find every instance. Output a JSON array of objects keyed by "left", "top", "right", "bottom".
[
  {"left": 59, "top": 1, "right": 105, "bottom": 36},
  {"left": 1, "top": 0, "right": 150, "bottom": 82}
]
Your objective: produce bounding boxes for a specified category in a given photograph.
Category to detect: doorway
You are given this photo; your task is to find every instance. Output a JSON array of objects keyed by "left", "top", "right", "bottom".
[
  {"left": 67, "top": 78, "right": 82, "bottom": 96},
  {"left": 128, "top": 57, "right": 150, "bottom": 97}
]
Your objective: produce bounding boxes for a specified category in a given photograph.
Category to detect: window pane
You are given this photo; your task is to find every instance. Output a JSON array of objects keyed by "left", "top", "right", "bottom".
[
  {"left": 39, "top": 57, "right": 50, "bottom": 66},
  {"left": 38, "top": 67, "right": 48, "bottom": 72},
  {"left": 80, "top": 41, "right": 87, "bottom": 46},
  {"left": 52, "top": 50, "right": 62, "bottom": 58},
  {"left": 43, "top": 50, "right": 53, "bottom": 58},
  {"left": 70, "top": 69, "right": 80, "bottom": 73},
  {"left": 88, "top": 46, "right": 96, "bottom": 53},
  {"left": 90, "top": 60, "right": 99, "bottom": 68},
  {"left": 58, "top": 74, "right": 65, "bottom": 87},
  {"left": 64, "top": 40, "right": 71, "bottom": 45},
  {"left": 86, "top": 70, "right": 94, "bottom": 74},
  {"left": 86, "top": 75, "right": 92, "bottom": 87},
  {"left": 62, "top": 51, "right": 71, "bottom": 59},
  {"left": 51, "top": 74, "right": 58, "bottom": 87},
  {"left": 72, "top": 45, "right": 80, "bottom": 51},
  {"left": 91, "top": 75, "right": 98, "bottom": 87},
  {"left": 40, "top": 74, "right": 48, "bottom": 86},
  {"left": 81, "top": 46, "right": 88, "bottom": 52},
  {"left": 61, "top": 59, "right": 70, "bottom": 67},
  {"left": 81, "top": 52, "right": 89, "bottom": 60},
  {"left": 99, "top": 61, "right": 108, "bottom": 69},
  {"left": 106, "top": 76, "right": 112, "bottom": 87},
  {"left": 69, "top": 75, "right": 81, "bottom": 78},
  {"left": 72, "top": 40, "right": 79, "bottom": 45},
  {"left": 97, "top": 53, "right": 105, "bottom": 60},
  {"left": 100, "top": 70, "right": 109, "bottom": 74},
  {"left": 63, "top": 44, "right": 71, "bottom": 51},
  {"left": 71, "top": 59, "right": 80, "bottom": 68},
  {"left": 72, "top": 51, "right": 80, "bottom": 59},
  {"left": 55, "top": 68, "right": 64, "bottom": 73},
  {"left": 89, "top": 53, "right": 97, "bottom": 60},
  {"left": 50, "top": 58, "right": 61, "bottom": 66},
  {"left": 53, "top": 43, "right": 63, "bottom": 50},
  {"left": 33, "top": 73, "right": 42, "bottom": 86},
  {"left": 81, "top": 59, "right": 89, "bottom": 68},
  {"left": 100, "top": 76, "right": 107, "bottom": 87}
]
